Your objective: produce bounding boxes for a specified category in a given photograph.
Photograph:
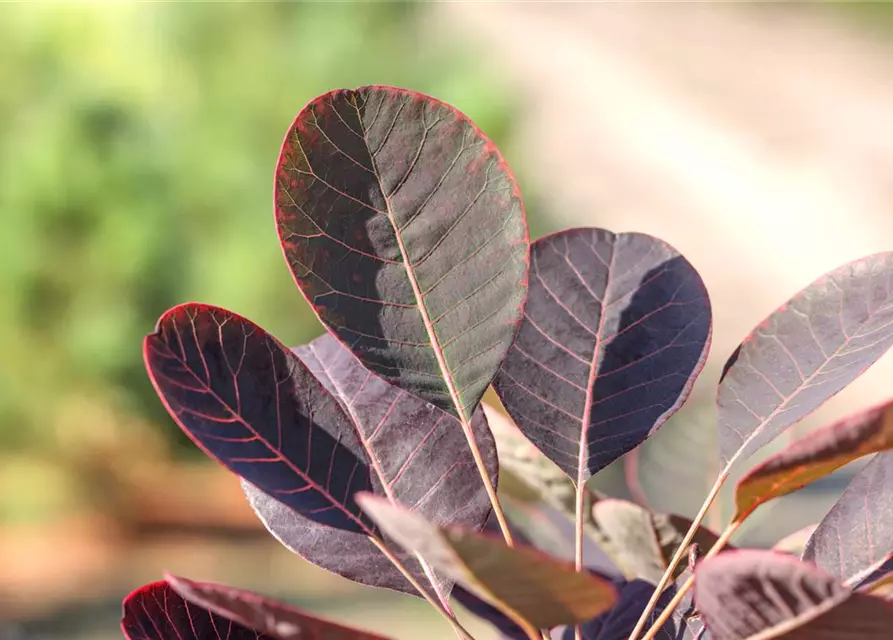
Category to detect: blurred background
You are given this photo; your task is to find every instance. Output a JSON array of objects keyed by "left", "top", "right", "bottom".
[{"left": 2, "top": 2, "right": 893, "bottom": 639}]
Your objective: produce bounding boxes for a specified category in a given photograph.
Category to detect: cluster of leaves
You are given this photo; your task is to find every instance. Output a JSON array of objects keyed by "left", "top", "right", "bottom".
[
  {"left": 123, "top": 86, "right": 893, "bottom": 640},
  {"left": 0, "top": 2, "right": 517, "bottom": 525}
]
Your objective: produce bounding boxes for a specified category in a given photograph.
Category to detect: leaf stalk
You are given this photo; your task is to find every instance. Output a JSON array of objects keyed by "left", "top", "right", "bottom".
[
  {"left": 626, "top": 470, "right": 728, "bottom": 640},
  {"left": 369, "top": 536, "right": 475, "bottom": 640},
  {"left": 574, "top": 480, "right": 585, "bottom": 640},
  {"left": 638, "top": 519, "right": 740, "bottom": 640}
]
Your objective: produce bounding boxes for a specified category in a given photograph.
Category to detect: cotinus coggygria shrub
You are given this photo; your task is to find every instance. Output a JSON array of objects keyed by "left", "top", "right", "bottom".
[{"left": 123, "top": 85, "right": 893, "bottom": 640}]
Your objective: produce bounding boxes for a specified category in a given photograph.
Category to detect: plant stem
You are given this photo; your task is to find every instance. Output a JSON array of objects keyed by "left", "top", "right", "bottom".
[
  {"left": 574, "top": 480, "right": 585, "bottom": 640},
  {"left": 514, "top": 617, "right": 544, "bottom": 640},
  {"left": 369, "top": 536, "right": 475, "bottom": 640},
  {"left": 374, "top": 159, "right": 514, "bottom": 549},
  {"left": 461, "top": 422, "right": 515, "bottom": 546},
  {"left": 419, "top": 556, "right": 456, "bottom": 615},
  {"left": 626, "top": 470, "right": 728, "bottom": 640},
  {"left": 638, "top": 520, "right": 740, "bottom": 640}
]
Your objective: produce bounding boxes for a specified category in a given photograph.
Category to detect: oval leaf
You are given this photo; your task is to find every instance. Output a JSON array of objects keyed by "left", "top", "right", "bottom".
[
  {"left": 144, "top": 304, "right": 373, "bottom": 533},
  {"left": 243, "top": 333, "right": 497, "bottom": 596},
  {"left": 165, "top": 574, "right": 391, "bottom": 640},
  {"left": 803, "top": 450, "right": 893, "bottom": 585},
  {"left": 717, "top": 252, "right": 893, "bottom": 468},
  {"left": 275, "top": 85, "right": 529, "bottom": 421},
  {"left": 734, "top": 399, "right": 893, "bottom": 523},
  {"left": 356, "top": 493, "right": 617, "bottom": 632},
  {"left": 122, "top": 580, "right": 277, "bottom": 640},
  {"left": 493, "top": 228, "right": 711, "bottom": 483},
  {"left": 695, "top": 550, "right": 893, "bottom": 640}
]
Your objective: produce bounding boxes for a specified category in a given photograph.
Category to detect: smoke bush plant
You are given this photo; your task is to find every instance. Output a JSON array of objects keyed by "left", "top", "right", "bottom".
[{"left": 123, "top": 86, "right": 893, "bottom": 640}]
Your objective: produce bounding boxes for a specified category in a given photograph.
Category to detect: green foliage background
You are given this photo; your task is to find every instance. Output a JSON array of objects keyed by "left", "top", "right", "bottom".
[{"left": 0, "top": 2, "right": 532, "bottom": 523}]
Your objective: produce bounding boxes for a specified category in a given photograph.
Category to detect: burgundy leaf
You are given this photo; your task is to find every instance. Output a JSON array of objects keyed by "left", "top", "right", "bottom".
[
  {"left": 694, "top": 550, "right": 893, "bottom": 640},
  {"left": 275, "top": 85, "right": 529, "bottom": 422},
  {"left": 122, "top": 580, "right": 274, "bottom": 640},
  {"left": 550, "top": 579, "right": 682, "bottom": 640},
  {"left": 733, "top": 399, "right": 893, "bottom": 523},
  {"left": 451, "top": 583, "right": 527, "bottom": 640},
  {"left": 717, "top": 253, "right": 893, "bottom": 468},
  {"left": 493, "top": 228, "right": 711, "bottom": 482},
  {"left": 803, "top": 451, "right": 893, "bottom": 585},
  {"left": 165, "top": 574, "right": 391, "bottom": 639},
  {"left": 144, "top": 304, "right": 373, "bottom": 534},
  {"left": 242, "top": 333, "right": 497, "bottom": 596}
]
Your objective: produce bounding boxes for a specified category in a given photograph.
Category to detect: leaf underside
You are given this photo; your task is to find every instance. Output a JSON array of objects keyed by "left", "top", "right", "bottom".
[
  {"left": 695, "top": 550, "right": 893, "bottom": 640},
  {"left": 243, "top": 333, "right": 497, "bottom": 596},
  {"left": 493, "top": 228, "right": 711, "bottom": 483},
  {"left": 165, "top": 575, "right": 390, "bottom": 640},
  {"left": 717, "top": 252, "right": 893, "bottom": 467},
  {"left": 144, "top": 304, "right": 374, "bottom": 534},
  {"left": 803, "top": 450, "right": 893, "bottom": 585},
  {"left": 275, "top": 85, "right": 528, "bottom": 420},
  {"left": 734, "top": 399, "right": 893, "bottom": 522},
  {"left": 122, "top": 581, "right": 275, "bottom": 640}
]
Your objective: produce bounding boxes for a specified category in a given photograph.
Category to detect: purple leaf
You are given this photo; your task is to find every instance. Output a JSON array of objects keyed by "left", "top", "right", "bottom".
[
  {"left": 550, "top": 579, "right": 681, "bottom": 640},
  {"left": 803, "top": 451, "right": 893, "bottom": 585},
  {"left": 733, "top": 399, "right": 893, "bottom": 523},
  {"left": 717, "top": 253, "right": 893, "bottom": 468},
  {"left": 122, "top": 579, "right": 388, "bottom": 640},
  {"left": 122, "top": 580, "right": 274, "bottom": 639},
  {"left": 242, "top": 333, "right": 497, "bottom": 596},
  {"left": 165, "top": 574, "right": 390, "bottom": 640},
  {"left": 451, "top": 583, "right": 527, "bottom": 640},
  {"left": 695, "top": 550, "right": 893, "bottom": 640},
  {"left": 275, "top": 85, "right": 529, "bottom": 422},
  {"left": 493, "top": 228, "right": 711, "bottom": 481},
  {"left": 144, "top": 304, "right": 373, "bottom": 534}
]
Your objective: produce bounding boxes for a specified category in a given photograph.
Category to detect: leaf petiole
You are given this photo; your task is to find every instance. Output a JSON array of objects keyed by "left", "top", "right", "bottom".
[
  {"left": 369, "top": 536, "right": 476, "bottom": 640},
  {"left": 626, "top": 470, "right": 728, "bottom": 640},
  {"left": 638, "top": 519, "right": 740, "bottom": 640}
]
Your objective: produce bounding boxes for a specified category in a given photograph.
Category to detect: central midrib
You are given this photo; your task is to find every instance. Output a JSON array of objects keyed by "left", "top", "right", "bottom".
[
  {"left": 357, "top": 104, "right": 469, "bottom": 426},
  {"left": 578, "top": 244, "right": 616, "bottom": 489},
  {"left": 309, "top": 344, "right": 452, "bottom": 603},
  {"left": 166, "top": 344, "right": 372, "bottom": 535}
]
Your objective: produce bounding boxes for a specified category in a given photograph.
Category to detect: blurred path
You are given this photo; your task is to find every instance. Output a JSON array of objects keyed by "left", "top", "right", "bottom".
[{"left": 435, "top": 3, "right": 893, "bottom": 433}]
